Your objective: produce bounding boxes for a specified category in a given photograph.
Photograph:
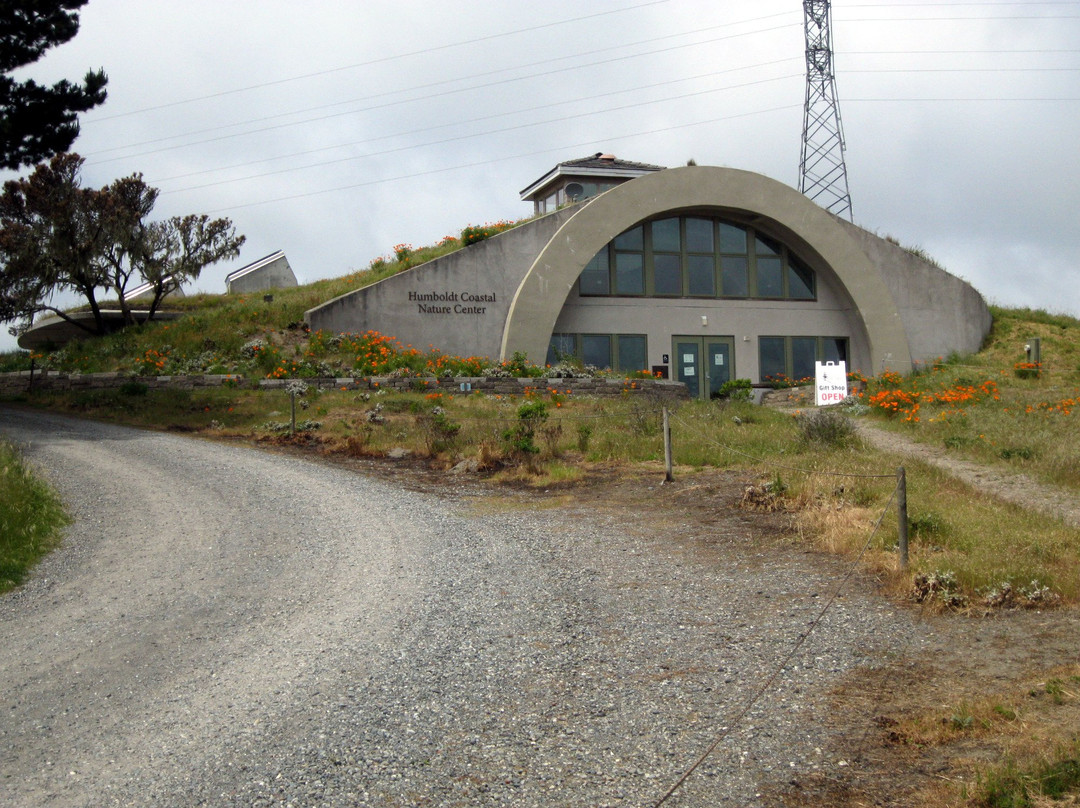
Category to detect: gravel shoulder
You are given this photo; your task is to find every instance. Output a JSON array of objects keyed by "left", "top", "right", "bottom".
[{"left": 1, "top": 408, "right": 1076, "bottom": 807}]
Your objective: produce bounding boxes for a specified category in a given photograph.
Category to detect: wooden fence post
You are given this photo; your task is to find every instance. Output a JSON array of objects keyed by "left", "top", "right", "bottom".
[
  {"left": 897, "top": 466, "right": 909, "bottom": 572},
  {"left": 663, "top": 407, "right": 674, "bottom": 483}
]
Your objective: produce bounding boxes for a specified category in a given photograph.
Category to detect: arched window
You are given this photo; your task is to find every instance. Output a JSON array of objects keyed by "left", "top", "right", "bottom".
[{"left": 579, "top": 216, "right": 816, "bottom": 301}]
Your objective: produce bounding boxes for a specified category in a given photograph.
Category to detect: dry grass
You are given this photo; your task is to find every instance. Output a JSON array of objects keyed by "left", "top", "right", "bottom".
[{"left": 892, "top": 664, "right": 1080, "bottom": 807}]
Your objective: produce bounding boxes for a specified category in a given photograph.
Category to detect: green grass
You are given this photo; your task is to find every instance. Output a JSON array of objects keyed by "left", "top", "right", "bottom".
[
  {"left": 0, "top": 217, "right": 538, "bottom": 377},
  {"left": 4, "top": 281, "right": 1080, "bottom": 608},
  {"left": 859, "top": 306, "right": 1080, "bottom": 489},
  {"left": 0, "top": 439, "right": 69, "bottom": 593},
  {"left": 975, "top": 747, "right": 1080, "bottom": 807}
]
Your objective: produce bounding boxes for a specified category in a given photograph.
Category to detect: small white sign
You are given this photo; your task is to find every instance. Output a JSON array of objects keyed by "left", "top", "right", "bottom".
[
  {"left": 683, "top": 353, "right": 695, "bottom": 363},
  {"left": 815, "top": 360, "right": 848, "bottom": 406},
  {"left": 714, "top": 354, "right": 724, "bottom": 366},
  {"left": 685, "top": 366, "right": 696, "bottom": 377}
]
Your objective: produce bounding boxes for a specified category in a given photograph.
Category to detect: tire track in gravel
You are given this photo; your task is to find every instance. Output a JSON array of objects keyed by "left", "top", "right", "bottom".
[
  {"left": 0, "top": 409, "right": 429, "bottom": 808},
  {"left": 1, "top": 409, "right": 936, "bottom": 807}
]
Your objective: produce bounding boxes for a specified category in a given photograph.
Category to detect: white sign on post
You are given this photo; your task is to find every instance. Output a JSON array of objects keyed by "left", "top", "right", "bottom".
[{"left": 815, "top": 360, "right": 848, "bottom": 406}]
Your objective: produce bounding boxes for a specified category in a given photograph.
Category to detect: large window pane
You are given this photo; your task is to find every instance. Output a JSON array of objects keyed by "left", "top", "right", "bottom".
[
  {"left": 686, "top": 218, "right": 714, "bottom": 253},
  {"left": 755, "top": 235, "right": 780, "bottom": 256},
  {"left": 719, "top": 223, "right": 748, "bottom": 254},
  {"left": 614, "top": 225, "right": 643, "bottom": 250},
  {"left": 653, "top": 253, "right": 681, "bottom": 295},
  {"left": 651, "top": 218, "right": 680, "bottom": 252},
  {"left": 756, "top": 256, "right": 783, "bottom": 297},
  {"left": 823, "top": 338, "right": 847, "bottom": 364},
  {"left": 578, "top": 249, "right": 609, "bottom": 295},
  {"left": 574, "top": 216, "right": 817, "bottom": 302},
  {"left": 687, "top": 255, "right": 716, "bottom": 296},
  {"left": 582, "top": 334, "right": 612, "bottom": 369},
  {"left": 788, "top": 260, "right": 815, "bottom": 299},
  {"left": 616, "top": 335, "right": 647, "bottom": 372},
  {"left": 547, "top": 333, "right": 577, "bottom": 366},
  {"left": 615, "top": 253, "right": 644, "bottom": 294},
  {"left": 759, "top": 337, "right": 786, "bottom": 382},
  {"left": 721, "top": 256, "right": 749, "bottom": 296},
  {"left": 792, "top": 337, "right": 817, "bottom": 382}
]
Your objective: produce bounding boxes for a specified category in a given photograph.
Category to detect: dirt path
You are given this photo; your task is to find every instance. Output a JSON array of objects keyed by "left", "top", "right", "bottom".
[{"left": 855, "top": 421, "right": 1080, "bottom": 528}]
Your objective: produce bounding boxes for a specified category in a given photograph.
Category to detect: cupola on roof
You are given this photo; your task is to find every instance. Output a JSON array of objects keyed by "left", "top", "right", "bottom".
[{"left": 519, "top": 152, "right": 665, "bottom": 213}]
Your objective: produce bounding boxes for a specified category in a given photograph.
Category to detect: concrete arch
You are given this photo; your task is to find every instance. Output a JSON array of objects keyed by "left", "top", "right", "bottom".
[{"left": 500, "top": 165, "right": 912, "bottom": 373}]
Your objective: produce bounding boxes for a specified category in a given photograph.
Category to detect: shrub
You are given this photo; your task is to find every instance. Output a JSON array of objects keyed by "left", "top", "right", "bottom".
[
  {"left": 415, "top": 406, "right": 460, "bottom": 455},
  {"left": 576, "top": 424, "right": 593, "bottom": 453},
  {"left": 999, "top": 446, "right": 1035, "bottom": 461},
  {"left": 715, "top": 378, "right": 752, "bottom": 401},
  {"left": 908, "top": 511, "right": 945, "bottom": 538},
  {"left": 796, "top": 407, "right": 857, "bottom": 447},
  {"left": 502, "top": 400, "right": 548, "bottom": 458},
  {"left": 119, "top": 380, "right": 148, "bottom": 396}
]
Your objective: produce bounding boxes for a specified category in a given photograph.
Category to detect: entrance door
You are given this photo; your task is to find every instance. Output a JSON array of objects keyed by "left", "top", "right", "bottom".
[{"left": 674, "top": 336, "right": 734, "bottom": 400}]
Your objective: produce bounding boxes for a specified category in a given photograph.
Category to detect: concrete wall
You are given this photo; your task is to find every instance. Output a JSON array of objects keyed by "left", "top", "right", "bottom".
[
  {"left": 503, "top": 166, "right": 909, "bottom": 374},
  {"left": 835, "top": 220, "right": 992, "bottom": 363},
  {"left": 304, "top": 165, "right": 990, "bottom": 378},
  {"left": 305, "top": 208, "right": 578, "bottom": 360},
  {"left": 552, "top": 264, "right": 867, "bottom": 381},
  {"left": 227, "top": 255, "right": 298, "bottom": 294}
]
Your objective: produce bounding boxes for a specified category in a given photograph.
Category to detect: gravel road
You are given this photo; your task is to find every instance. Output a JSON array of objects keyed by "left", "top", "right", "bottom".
[{"left": 0, "top": 409, "right": 932, "bottom": 807}]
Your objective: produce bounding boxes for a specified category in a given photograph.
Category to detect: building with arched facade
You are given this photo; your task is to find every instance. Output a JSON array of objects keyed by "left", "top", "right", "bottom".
[{"left": 306, "top": 157, "right": 991, "bottom": 398}]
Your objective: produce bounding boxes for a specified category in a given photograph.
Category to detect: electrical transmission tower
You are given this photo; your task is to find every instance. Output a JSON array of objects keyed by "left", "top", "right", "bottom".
[{"left": 799, "top": 0, "right": 853, "bottom": 220}]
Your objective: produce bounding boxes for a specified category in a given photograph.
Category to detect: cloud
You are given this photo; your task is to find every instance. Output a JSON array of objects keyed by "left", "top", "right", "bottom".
[{"left": 3, "top": 0, "right": 1078, "bottom": 353}]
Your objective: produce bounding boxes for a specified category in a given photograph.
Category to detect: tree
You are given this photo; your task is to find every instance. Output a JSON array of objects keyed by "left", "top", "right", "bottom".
[
  {"left": 1, "top": 1, "right": 107, "bottom": 170},
  {"left": 0, "top": 152, "right": 112, "bottom": 336},
  {"left": 0, "top": 153, "right": 245, "bottom": 337}
]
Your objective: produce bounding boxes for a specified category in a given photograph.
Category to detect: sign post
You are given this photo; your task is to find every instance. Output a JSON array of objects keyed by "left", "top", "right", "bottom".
[{"left": 814, "top": 360, "right": 848, "bottom": 406}]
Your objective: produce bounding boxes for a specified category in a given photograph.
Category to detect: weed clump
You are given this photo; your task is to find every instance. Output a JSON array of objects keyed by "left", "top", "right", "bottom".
[
  {"left": 912, "top": 570, "right": 968, "bottom": 608},
  {"left": 796, "top": 407, "right": 858, "bottom": 448}
]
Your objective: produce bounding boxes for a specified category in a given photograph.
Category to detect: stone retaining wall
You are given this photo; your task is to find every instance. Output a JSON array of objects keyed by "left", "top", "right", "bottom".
[{"left": 0, "top": 370, "right": 688, "bottom": 400}]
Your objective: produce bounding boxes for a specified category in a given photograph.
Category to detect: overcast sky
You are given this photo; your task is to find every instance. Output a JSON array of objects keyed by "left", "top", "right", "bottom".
[{"left": 4, "top": 0, "right": 1078, "bottom": 353}]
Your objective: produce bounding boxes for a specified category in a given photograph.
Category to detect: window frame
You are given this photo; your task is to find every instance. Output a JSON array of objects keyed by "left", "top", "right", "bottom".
[
  {"left": 758, "top": 336, "right": 849, "bottom": 384},
  {"left": 579, "top": 215, "right": 817, "bottom": 302},
  {"left": 547, "top": 333, "right": 649, "bottom": 372}
]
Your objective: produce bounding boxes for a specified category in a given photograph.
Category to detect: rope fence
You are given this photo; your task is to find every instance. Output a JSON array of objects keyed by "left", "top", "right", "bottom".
[
  {"left": 644, "top": 405, "right": 911, "bottom": 802},
  {"left": 652, "top": 481, "right": 901, "bottom": 805}
]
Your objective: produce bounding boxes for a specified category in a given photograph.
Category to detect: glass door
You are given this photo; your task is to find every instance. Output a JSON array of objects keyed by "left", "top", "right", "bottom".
[
  {"left": 673, "top": 336, "right": 735, "bottom": 400},
  {"left": 674, "top": 339, "right": 702, "bottom": 399}
]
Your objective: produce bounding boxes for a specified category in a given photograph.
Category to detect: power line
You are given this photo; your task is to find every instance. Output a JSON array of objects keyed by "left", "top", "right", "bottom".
[
  {"left": 839, "top": 13, "right": 1080, "bottom": 20},
  {"left": 155, "top": 74, "right": 801, "bottom": 194},
  {"left": 195, "top": 104, "right": 802, "bottom": 213},
  {"left": 845, "top": 1, "right": 1080, "bottom": 5},
  {"left": 169, "top": 80, "right": 1076, "bottom": 210},
  {"left": 841, "top": 48, "right": 1080, "bottom": 53},
  {"left": 85, "top": 15, "right": 801, "bottom": 166},
  {"left": 73, "top": 4, "right": 1078, "bottom": 218},
  {"left": 848, "top": 66, "right": 1080, "bottom": 72},
  {"left": 145, "top": 58, "right": 1076, "bottom": 187},
  {"left": 847, "top": 96, "right": 1080, "bottom": 100},
  {"left": 148, "top": 58, "right": 800, "bottom": 185},
  {"left": 87, "top": 0, "right": 671, "bottom": 122}
]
